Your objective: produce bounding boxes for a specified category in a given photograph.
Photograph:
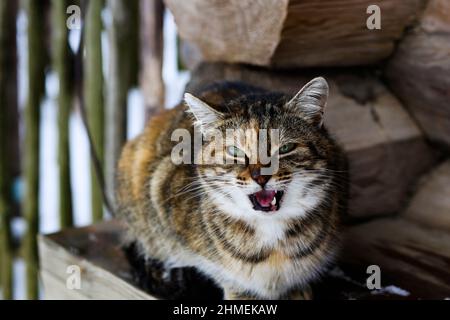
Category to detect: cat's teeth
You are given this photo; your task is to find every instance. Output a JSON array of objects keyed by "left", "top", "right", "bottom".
[{"left": 271, "top": 197, "right": 276, "bottom": 205}]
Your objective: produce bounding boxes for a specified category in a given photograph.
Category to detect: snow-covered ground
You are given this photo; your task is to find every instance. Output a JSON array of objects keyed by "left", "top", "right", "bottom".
[{"left": 10, "top": 9, "right": 189, "bottom": 300}]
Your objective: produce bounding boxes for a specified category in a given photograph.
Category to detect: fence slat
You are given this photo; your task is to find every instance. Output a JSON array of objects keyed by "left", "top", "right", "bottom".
[
  {"left": 104, "top": 0, "right": 139, "bottom": 209},
  {"left": 85, "top": 0, "right": 105, "bottom": 222},
  {"left": 140, "top": 0, "right": 165, "bottom": 120},
  {"left": 23, "top": 0, "right": 47, "bottom": 300},
  {"left": 52, "top": 0, "right": 74, "bottom": 228},
  {"left": 0, "top": 0, "right": 19, "bottom": 300}
]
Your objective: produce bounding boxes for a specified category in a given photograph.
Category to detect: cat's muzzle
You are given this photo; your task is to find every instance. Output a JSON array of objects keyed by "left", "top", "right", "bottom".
[{"left": 249, "top": 190, "right": 284, "bottom": 212}]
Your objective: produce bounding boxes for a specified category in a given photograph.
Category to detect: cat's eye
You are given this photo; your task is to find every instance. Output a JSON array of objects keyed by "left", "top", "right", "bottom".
[
  {"left": 227, "top": 146, "right": 246, "bottom": 158},
  {"left": 279, "top": 143, "right": 296, "bottom": 154}
]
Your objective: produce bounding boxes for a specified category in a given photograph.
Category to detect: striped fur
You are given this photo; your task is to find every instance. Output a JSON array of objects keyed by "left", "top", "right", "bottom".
[{"left": 116, "top": 79, "right": 348, "bottom": 299}]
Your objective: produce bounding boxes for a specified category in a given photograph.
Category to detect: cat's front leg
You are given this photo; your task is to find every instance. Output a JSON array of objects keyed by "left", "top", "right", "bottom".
[
  {"left": 285, "top": 285, "right": 313, "bottom": 300},
  {"left": 223, "top": 287, "right": 259, "bottom": 300},
  {"left": 223, "top": 283, "right": 314, "bottom": 300}
]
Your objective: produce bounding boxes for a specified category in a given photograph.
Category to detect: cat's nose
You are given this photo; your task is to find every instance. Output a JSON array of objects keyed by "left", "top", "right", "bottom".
[{"left": 250, "top": 167, "right": 271, "bottom": 187}]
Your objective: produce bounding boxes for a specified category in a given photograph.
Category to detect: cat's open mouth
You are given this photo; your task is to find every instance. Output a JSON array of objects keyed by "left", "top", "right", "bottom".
[{"left": 249, "top": 190, "right": 284, "bottom": 212}]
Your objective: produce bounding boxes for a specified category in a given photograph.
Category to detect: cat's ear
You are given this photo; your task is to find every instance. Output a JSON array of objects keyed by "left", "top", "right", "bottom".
[
  {"left": 184, "top": 93, "right": 222, "bottom": 132},
  {"left": 286, "top": 77, "right": 329, "bottom": 127}
]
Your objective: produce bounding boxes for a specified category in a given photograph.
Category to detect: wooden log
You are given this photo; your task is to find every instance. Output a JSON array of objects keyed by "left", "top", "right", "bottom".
[
  {"left": 105, "top": 0, "right": 136, "bottom": 210},
  {"left": 166, "top": 0, "right": 426, "bottom": 68},
  {"left": 403, "top": 161, "right": 450, "bottom": 232},
  {"left": 0, "top": 0, "right": 20, "bottom": 184},
  {"left": 140, "top": 0, "right": 165, "bottom": 120},
  {"left": 52, "top": 0, "right": 74, "bottom": 228},
  {"left": 0, "top": 153, "right": 13, "bottom": 300},
  {"left": 186, "top": 63, "right": 437, "bottom": 218},
  {"left": 342, "top": 217, "right": 450, "bottom": 299},
  {"left": 166, "top": 0, "right": 288, "bottom": 66},
  {"left": 386, "top": 0, "right": 450, "bottom": 148},
  {"left": 23, "top": 0, "right": 47, "bottom": 300},
  {"left": 85, "top": 0, "right": 105, "bottom": 222},
  {"left": 126, "top": 0, "right": 140, "bottom": 90}
]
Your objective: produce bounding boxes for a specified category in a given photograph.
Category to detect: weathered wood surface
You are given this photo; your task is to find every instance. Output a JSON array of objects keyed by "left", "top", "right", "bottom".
[
  {"left": 85, "top": 0, "right": 105, "bottom": 222},
  {"left": 166, "top": 0, "right": 289, "bottom": 66},
  {"left": 38, "top": 221, "right": 154, "bottom": 300},
  {"left": 386, "top": 0, "right": 450, "bottom": 148},
  {"left": 38, "top": 220, "right": 450, "bottom": 299},
  {"left": 403, "top": 161, "right": 450, "bottom": 231},
  {"left": 0, "top": 0, "right": 18, "bottom": 299},
  {"left": 52, "top": 0, "right": 74, "bottom": 228},
  {"left": 105, "top": 0, "right": 138, "bottom": 208},
  {"left": 167, "top": 0, "right": 426, "bottom": 67},
  {"left": 24, "top": 0, "right": 47, "bottom": 300},
  {"left": 342, "top": 217, "right": 450, "bottom": 299},
  {"left": 186, "top": 63, "right": 436, "bottom": 218},
  {"left": 140, "top": 0, "right": 165, "bottom": 120}
]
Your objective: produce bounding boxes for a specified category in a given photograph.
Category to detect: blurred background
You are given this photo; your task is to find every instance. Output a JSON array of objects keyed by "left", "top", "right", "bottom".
[
  {"left": 0, "top": 0, "right": 188, "bottom": 299},
  {"left": 1, "top": 0, "right": 449, "bottom": 300}
]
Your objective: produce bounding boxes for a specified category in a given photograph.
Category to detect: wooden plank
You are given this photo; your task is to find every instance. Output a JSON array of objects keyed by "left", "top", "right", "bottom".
[
  {"left": 140, "top": 0, "right": 165, "bottom": 120},
  {"left": 84, "top": 0, "right": 105, "bottom": 222},
  {"left": 0, "top": 0, "right": 18, "bottom": 299},
  {"left": 105, "top": 0, "right": 136, "bottom": 207},
  {"left": 186, "top": 63, "right": 436, "bottom": 218},
  {"left": 23, "top": 0, "right": 47, "bottom": 300},
  {"left": 38, "top": 221, "right": 154, "bottom": 300},
  {"left": 52, "top": 0, "right": 74, "bottom": 228}
]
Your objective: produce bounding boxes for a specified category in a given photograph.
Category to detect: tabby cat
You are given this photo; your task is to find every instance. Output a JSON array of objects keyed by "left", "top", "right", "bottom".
[{"left": 116, "top": 77, "right": 348, "bottom": 299}]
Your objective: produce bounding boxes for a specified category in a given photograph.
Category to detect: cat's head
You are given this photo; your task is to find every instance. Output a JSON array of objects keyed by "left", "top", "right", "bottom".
[{"left": 184, "top": 77, "right": 338, "bottom": 220}]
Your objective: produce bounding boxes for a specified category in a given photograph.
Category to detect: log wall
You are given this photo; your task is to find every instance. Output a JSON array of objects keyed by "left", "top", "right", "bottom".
[
  {"left": 386, "top": 0, "right": 450, "bottom": 148},
  {"left": 186, "top": 63, "right": 437, "bottom": 218},
  {"left": 166, "top": 0, "right": 427, "bottom": 67}
]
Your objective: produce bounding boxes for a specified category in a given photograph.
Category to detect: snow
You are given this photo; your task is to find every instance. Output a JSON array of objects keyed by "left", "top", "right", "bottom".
[
  {"left": 69, "top": 111, "right": 93, "bottom": 226},
  {"left": 39, "top": 95, "right": 60, "bottom": 234},
  {"left": 127, "top": 88, "right": 145, "bottom": 139},
  {"left": 329, "top": 267, "right": 411, "bottom": 298},
  {"left": 328, "top": 267, "right": 366, "bottom": 288},
  {"left": 371, "top": 285, "right": 410, "bottom": 297},
  {"left": 13, "top": 259, "right": 26, "bottom": 300}
]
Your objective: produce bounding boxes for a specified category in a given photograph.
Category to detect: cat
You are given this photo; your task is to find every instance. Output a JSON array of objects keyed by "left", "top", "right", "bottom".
[{"left": 116, "top": 77, "right": 348, "bottom": 300}]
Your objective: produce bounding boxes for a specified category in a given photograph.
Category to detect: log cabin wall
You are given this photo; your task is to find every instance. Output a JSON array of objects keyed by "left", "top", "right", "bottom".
[
  {"left": 185, "top": 63, "right": 437, "bottom": 219},
  {"left": 170, "top": 0, "right": 450, "bottom": 222},
  {"left": 271, "top": 0, "right": 427, "bottom": 67},
  {"left": 166, "top": 0, "right": 428, "bottom": 67},
  {"left": 386, "top": 0, "right": 450, "bottom": 148},
  {"left": 5, "top": 0, "right": 447, "bottom": 300}
]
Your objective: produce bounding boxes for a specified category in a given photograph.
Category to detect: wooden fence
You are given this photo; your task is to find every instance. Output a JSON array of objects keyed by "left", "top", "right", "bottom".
[{"left": 0, "top": 0, "right": 164, "bottom": 299}]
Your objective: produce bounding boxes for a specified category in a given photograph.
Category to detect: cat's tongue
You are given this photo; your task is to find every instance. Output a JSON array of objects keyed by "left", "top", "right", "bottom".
[{"left": 254, "top": 190, "right": 276, "bottom": 207}]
